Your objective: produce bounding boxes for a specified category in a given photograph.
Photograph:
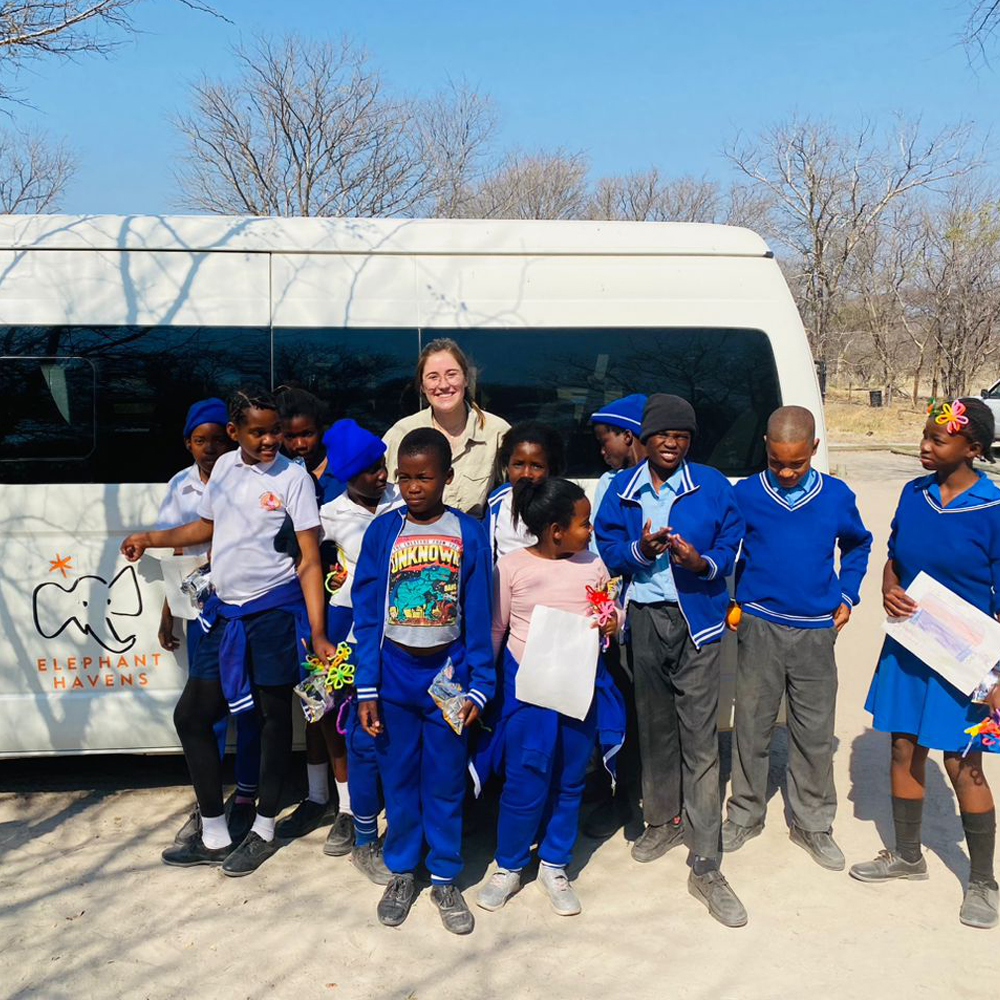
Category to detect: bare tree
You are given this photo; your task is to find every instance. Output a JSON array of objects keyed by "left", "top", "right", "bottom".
[
  {"left": 420, "top": 79, "right": 497, "bottom": 219},
  {"left": 0, "top": 1, "right": 223, "bottom": 100},
  {"left": 964, "top": 1, "right": 1000, "bottom": 58},
  {"left": 0, "top": 127, "right": 74, "bottom": 211},
  {"left": 458, "top": 150, "right": 589, "bottom": 220},
  {"left": 174, "top": 35, "right": 453, "bottom": 218},
  {"left": 726, "top": 115, "right": 977, "bottom": 362},
  {"left": 588, "top": 169, "right": 721, "bottom": 222}
]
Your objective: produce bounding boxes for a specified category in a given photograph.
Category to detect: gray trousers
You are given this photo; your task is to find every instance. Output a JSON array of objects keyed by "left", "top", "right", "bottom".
[
  {"left": 629, "top": 602, "right": 722, "bottom": 860},
  {"left": 727, "top": 614, "right": 838, "bottom": 832}
]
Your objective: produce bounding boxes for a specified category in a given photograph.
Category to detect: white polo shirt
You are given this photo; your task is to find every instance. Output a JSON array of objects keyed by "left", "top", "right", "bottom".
[
  {"left": 156, "top": 463, "right": 209, "bottom": 557},
  {"left": 319, "top": 484, "right": 404, "bottom": 610},
  {"left": 198, "top": 449, "right": 320, "bottom": 606}
]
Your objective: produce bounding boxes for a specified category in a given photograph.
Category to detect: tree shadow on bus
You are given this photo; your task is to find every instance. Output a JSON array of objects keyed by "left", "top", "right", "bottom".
[{"left": 848, "top": 727, "right": 969, "bottom": 884}]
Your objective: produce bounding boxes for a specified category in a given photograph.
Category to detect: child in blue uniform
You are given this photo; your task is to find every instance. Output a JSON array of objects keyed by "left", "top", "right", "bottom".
[
  {"left": 122, "top": 387, "right": 336, "bottom": 877},
  {"left": 486, "top": 421, "right": 564, "bottom": 564},
  {"left": 156, "top": 398, "right": 260, "bottom": 846},
  {"left": 277, "top": 386, "right": 344, "bottom": 503},
  {"left": 476, "top": 477, "right": 623, "bottom": 916},
  {"left": 354, "top": 428, "right": 494, "bottom": 935},
  {"left": 851, "top": 398, "right": 1000, "bottom": 930},
  {"left": 723, "top": 406, "right": 872, "bottom": 870},
  {"left": 595, "top": 393, "right": 746, "bottom": 928},
  {"left": 584, "top": 392, "right": 647, "bottom": 840}
]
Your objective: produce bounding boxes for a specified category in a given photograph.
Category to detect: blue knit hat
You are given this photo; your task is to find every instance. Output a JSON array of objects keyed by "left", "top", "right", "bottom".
[
  {"left": 324, "top": 418, "right": 386, "bottom": 482},
  {"left": 590, "top": 393, "right": 647, "bottom": 434},
  {"left": 183, "top": 397, "right": 228, "bottom": 438}
]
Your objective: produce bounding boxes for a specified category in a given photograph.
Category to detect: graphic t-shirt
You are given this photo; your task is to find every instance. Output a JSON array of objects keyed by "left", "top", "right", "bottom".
[{"left": 384, "top": 511, "right": 463, "bottom": 648}]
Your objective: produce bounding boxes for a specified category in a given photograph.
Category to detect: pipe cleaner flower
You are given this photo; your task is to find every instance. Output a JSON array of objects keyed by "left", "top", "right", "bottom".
[{"left": 933, "top": 399, "right": 969, "bottom": 435}]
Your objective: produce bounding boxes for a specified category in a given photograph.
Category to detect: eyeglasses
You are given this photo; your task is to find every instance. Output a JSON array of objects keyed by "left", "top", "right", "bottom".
[{"left": 422, "top": 369, "right": 465, "bottom": 387}]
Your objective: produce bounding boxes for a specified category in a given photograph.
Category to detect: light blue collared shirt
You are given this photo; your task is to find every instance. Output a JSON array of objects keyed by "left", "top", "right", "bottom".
[
  {"left": 629, "top": 463, "right": 686, "bottom": 604},
  {"left": 766, "top": 467, "right": 818, "bottom": 508}
]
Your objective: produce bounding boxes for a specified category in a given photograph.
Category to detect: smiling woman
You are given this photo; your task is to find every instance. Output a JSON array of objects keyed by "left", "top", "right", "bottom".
[{"left": 382, "top": 338, "right": 510, "bottom": 517}]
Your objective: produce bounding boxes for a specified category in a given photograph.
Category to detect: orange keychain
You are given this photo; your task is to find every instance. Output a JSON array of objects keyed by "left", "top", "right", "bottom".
[{"left": 727, "top": 603, "right": 742, "bottom": 628}]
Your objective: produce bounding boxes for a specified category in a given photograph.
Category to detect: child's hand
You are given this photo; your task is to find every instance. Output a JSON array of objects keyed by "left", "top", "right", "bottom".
[
  {"left": 987, "top": 685, "right": 1000, "bottom": 714},
  {"left": 312, "top": 633, "right": 338, "bottom": 664},
  {"left": 883, "top": 584, "right": 916, "bottom": 619},
  {"left": 666, "top": 531, "right": 708, "bottom": 575},
  {"left": 832, "top": 602, "right": 851, "bottom": 631},
  {"left": 639, "top": 519, "right": 671, "bottom": 560},
  {"left": 120, "top": 533, "right": 150, "bottom": 562},
  {"left": 458, "top": 700, "right": 480, "bottom": 728},
  {"left": 158, "top": 607, "right": 180, "bottom": 652},
  {"left": 359, "top": 700, "right": 383, "bottom": 737}
]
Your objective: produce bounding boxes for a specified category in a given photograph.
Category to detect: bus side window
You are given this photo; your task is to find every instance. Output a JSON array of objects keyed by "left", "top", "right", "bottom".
[{"left": 0, "top": 356, "right": 96, "bottom": 462}]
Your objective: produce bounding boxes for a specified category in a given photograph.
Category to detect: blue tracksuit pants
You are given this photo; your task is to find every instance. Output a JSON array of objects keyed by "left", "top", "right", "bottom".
[
  {"left": 496, "top": 699, "right": 597, "bottom": 872},
  {"left": 346, "top": 700, "right": 381, "bottom": 845},
  {"left": 187, "top": 619, "right": 261, "bottom": 795},
  {"left": 374, "top": 640, "right": 469, "bottom": 883}
]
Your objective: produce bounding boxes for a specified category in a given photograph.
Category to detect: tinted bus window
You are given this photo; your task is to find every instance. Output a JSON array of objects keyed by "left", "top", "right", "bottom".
[
  {"left": 0, "top": 326, "right": 270, "bottom": 484},
  {"left": 444, "top": 328, "right": 780, "bottom": 478},
  {"left": 274, "top": 329, "right": 420, "bottom": 437}
]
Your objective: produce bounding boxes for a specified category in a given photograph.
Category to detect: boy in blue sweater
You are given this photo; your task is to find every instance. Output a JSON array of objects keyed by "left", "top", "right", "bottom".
[
  {"left": 595, "top": 394, "right": 746, "bottom": 927},
  {"left": 723, "top": 406, "right": 872, "bottom": 870},
  {"left": 354, "top": 427, "right": 494, "bottom": 935}
]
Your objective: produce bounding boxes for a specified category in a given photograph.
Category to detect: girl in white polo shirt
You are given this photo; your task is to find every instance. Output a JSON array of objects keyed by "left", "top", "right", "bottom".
[{"left": 121, "top": 387, "right": 336, "bottom": 877}]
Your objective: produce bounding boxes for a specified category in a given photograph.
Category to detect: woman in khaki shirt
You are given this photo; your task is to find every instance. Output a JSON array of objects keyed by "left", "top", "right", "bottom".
[{"left": 383, "top": 338, "right": 510, "bottom": 517}]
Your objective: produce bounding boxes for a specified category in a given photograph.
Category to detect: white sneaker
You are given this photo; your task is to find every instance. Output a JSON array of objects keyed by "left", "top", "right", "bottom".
[
  {"left": 537, "top": 864, "right": 581, "bottom": 916},
  {"left": 476, "top": 868, "right": 521, "bottom": 911}
]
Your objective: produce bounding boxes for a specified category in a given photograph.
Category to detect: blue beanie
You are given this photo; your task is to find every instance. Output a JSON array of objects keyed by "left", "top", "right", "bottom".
[
  {"left": 590, "top": 393, "right": 647, "bottom": 433},
  {"left": 324, "top": 418, "right": 386, "bottom": 482},
  {"left": 183, "top": 397, "right": 228, "bottom": 438}
]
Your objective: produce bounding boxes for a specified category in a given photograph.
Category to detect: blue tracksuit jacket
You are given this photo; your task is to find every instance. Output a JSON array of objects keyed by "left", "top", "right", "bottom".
[{"left": 594, "top": 459, "right": 744, "bottom": 648}]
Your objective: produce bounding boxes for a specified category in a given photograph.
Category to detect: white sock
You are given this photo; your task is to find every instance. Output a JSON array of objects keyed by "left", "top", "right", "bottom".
[
  {"left": 251, "top": 814, "right": 276, "bottom": 843},
  {"left": 335, "top": 778, "right": 352, "bottom": 816},
  {"left": 307, "top": 763, "right": 330, "bottom": 805},
  {"left": 201, "top": 813, "right": 230, "bottom": 850}
]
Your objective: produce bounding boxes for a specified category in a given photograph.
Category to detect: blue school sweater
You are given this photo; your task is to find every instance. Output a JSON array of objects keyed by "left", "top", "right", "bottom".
[
  {"left": 734, "top": 471, "right": 873, "bottom": 628},
  {"left": 594, "top": 460, "right": 744, "bottom": 648},
  {"left": 352, "top": 506, "right": 495, "bottom": 711}
]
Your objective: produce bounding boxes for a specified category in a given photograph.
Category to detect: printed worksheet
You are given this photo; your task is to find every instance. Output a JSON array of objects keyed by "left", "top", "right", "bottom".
[{"left": 883, "top": 571, "right": 1000, "bottom": 696}]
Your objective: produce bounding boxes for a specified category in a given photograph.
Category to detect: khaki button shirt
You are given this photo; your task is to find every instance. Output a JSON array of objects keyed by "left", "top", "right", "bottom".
[{"left": 383, "top": 406, "right": 510, "bottom": 517}]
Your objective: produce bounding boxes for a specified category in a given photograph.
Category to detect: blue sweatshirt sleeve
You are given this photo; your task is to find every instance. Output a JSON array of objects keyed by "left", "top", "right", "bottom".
[
  {"left": 836, "top": 486, "right": 873, "bottom": 608},
  {"left": 460, "top": 517, "right": 496, "bottom": 710},
  {"left": 352, "top": 519, "right": 384, "bottom": 701},
  {"left": 697, "top": 478, "right": 745, "bottom": 581},
  {"left": 594, "top": 480, "right": 654, "bottom": 577}
]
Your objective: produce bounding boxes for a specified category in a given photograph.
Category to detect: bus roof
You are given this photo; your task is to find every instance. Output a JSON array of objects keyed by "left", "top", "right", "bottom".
[{"left": 0, "top": 214, "right": 773, "bottom": 258}]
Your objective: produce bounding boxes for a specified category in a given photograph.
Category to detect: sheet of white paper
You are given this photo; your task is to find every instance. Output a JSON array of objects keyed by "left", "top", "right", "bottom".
[
  {"left": 882, "top": 571, "right": 1000, "bottom": 696},
  {"left": 515, "top": 605, "right": 599, "bottom": 721},
  {"left": 156, "top": 554, "right": 209, "bottom": 621}
]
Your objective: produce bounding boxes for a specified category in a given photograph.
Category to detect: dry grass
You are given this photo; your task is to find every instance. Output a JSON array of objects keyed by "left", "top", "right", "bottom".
[{"left": 823, "top": 387, "right": 926, "bottom": 446}]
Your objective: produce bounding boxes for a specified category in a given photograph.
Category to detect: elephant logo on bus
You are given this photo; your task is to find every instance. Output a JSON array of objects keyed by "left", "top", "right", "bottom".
[{"left": 32, "top": 565, "right": 144, "bottom": 655}]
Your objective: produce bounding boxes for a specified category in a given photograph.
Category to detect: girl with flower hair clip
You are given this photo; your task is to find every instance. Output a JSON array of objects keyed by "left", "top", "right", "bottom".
[{"left": 852, "top": 396, "right": 1000, "bottom": 929}]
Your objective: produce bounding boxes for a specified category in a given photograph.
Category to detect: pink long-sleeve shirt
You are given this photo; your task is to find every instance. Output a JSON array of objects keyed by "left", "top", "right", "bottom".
[{"left": 491, "top": 546, "right": 620, "bottom": 661}]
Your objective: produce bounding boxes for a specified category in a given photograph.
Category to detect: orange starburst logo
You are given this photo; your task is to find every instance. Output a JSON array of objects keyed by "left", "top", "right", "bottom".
[{"left": 48, "top": 554, "right": 73, "bottom": 578}]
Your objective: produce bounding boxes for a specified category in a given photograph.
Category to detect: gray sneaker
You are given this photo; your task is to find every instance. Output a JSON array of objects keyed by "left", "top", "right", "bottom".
[
  {"left": 688, "top": 869, "right": 748, "bottom": 927},
  {"left": 789, "top": 825, "right": 845, "bottom": 871},
  {"left": 537, "top": 865, "right": 581, "bottom": 916},
  {"left": 323, "top": 812, "right": 355, "bottom": 857},
  {"left": 721, "top": 819, "right": 763, "bottom": 853},
  {"left": 350, "top": 840, "right": 392, "bottom": 886},
  {"left": 476, "top": 868, "right": 522, "bottom": 911},
  {"left": 630, "top": 821, "right": 685, "bottom": 863},
  {"left": 960, "top": 879, "right": 999, "bottom": 929},
  {"left": 849, "top": 849, "right": 928, "bottom": 883}
]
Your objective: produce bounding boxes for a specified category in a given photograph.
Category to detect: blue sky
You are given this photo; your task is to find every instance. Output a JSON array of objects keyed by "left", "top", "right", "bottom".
[{"left": 12, "top": 0, "right": 998, "bottom": 214}]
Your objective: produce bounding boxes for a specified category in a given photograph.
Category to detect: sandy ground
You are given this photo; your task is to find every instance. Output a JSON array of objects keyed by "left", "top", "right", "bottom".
[{"left": 0, "top": 449, "right": 992, "bottom": 1000}]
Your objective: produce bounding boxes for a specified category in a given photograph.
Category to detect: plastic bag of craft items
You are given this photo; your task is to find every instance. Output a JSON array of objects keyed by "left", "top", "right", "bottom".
[{"left": 428, "top": 659, "right": 466, "bottom": 735}]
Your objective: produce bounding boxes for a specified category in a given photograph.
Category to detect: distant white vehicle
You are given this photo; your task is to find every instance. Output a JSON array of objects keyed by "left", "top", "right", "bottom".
[
  {"left": 979, "top": 380, "right": 1000, "bottom": 438},
  {"left": 0, "top": 214, "right": 824, "bottom": 756}
]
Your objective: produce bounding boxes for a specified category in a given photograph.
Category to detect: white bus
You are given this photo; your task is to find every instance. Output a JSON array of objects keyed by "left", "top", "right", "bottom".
[{"left": 0, "top": 214, "right": 825, "bottom": 757}]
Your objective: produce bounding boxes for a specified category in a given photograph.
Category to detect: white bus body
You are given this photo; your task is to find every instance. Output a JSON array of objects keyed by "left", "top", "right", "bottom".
[{"left": 0, "top": 215, "right": 824, "bottom": 757}]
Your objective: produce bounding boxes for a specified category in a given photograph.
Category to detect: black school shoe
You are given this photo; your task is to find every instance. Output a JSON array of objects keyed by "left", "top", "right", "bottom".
[
  {"left": 275, "top": 799, "right": 330, "bottom": 839},
  {"left": 221, "top": 832, "right": 281, "bottom": 877},
  {"left": 323, "top": 812, "right": 355, "bottom": 856},
  {"left": 430, "top": 884, "right": 475, "bottom": 935},
  {"left": 173, "top": 805, "right": 202, "bottom": 846},
  {"left": 162, "top": 834, "right": 234, "bottom": 868},
  {"left": 228, "top": 801, "right": 256, "bottom": 845},
  {"left": 377, "top": 874, "right": 417, "bottom": 927}
]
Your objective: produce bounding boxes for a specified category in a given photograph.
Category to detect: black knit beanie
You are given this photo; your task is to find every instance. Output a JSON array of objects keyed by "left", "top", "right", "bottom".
[{"left": 640, "top": 394, "right": 698, "bottom": 442}]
